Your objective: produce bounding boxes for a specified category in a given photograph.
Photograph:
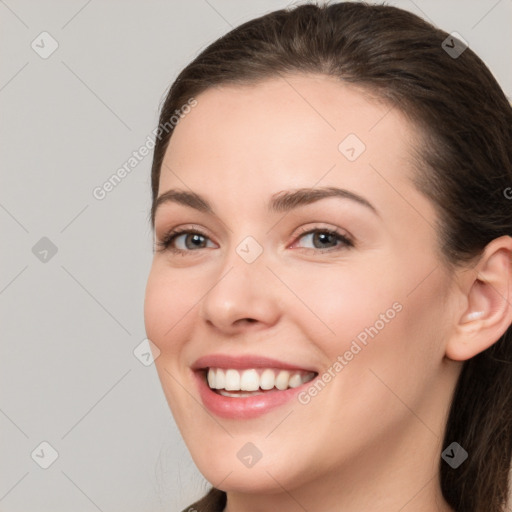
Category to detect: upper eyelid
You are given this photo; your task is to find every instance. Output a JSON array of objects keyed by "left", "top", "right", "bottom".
[
  {"left": 158, "top": 224, "right": 347, "bottom": 240},
  {"left": 157, "top": 220, "right": 351, "bottom": 238}
]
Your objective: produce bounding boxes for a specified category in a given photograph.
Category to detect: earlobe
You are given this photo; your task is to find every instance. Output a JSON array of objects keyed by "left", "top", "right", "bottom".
[{"left": 445, "top": 236, "right": 512, "bottom": 362}]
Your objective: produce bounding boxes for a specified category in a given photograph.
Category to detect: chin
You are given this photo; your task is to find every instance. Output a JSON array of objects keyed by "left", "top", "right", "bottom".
[
  {"left": 202, "top": 465, "right": 298, "bottom": 494},
  {"left": 187, "top": 442, "right": 313, "bottom": 495}
]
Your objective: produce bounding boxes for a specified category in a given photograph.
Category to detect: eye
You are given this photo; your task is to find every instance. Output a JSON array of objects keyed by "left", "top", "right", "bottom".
[
  {"left": 155, "top": 225, "right": 354, "bottom": 255},
  {"left": 155, "top": 227, "right": 215, "bottom": 254},
  {"left": 291, "top": 226, "right": 354, "bottom": 252}
]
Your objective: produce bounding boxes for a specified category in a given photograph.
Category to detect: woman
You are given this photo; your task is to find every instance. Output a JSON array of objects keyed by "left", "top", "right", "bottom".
[{"left": 143, "top": 2, "right": 512, "bottom": 511}]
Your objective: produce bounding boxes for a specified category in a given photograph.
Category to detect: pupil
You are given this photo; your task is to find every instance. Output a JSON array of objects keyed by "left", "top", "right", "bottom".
[
  {"left": 316, "top": 232, "right": 335, "bottom": 248},
  {"left": 189, "top": 234, "right": 204, "bottom": 248}
]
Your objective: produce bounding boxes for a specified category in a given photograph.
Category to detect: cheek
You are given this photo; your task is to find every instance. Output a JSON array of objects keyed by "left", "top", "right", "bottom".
[
  {"left": 144, "top": 265, "right": 202, "bottom": 420},
  {"left": 330, "top": 263, "right": 449, "bottom": 409},
  {"left": 143, "top": 263, "right": 198, "bottom": 351},
  {"left": 292, "top": 266, "right": 446, "bottom": 448},
  {"left": 286, "top": 263, "right": 401, "bottom": 352},
  {"left": 292, "top": 257, "right": 445, "bottom": 381}
]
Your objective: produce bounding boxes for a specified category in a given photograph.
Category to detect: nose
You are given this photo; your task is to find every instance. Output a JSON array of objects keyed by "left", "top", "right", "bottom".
[{"left": 199, "top": 247, "right": 282, "bottom": 335}]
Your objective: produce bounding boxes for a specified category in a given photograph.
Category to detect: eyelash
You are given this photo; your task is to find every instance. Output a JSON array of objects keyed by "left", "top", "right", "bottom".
[{"left": 155, "top": 225, "right": 354, "bottom": 255}]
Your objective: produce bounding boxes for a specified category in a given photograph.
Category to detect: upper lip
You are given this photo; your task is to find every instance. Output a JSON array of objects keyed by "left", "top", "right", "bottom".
[{"left": 191, "top": 354, "right": 318, "bottom": 373}]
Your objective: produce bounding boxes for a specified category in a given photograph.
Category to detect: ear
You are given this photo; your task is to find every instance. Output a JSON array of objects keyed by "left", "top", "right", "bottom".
[{"left": 446, "top": 235, "right": 512, "bottom": 361}]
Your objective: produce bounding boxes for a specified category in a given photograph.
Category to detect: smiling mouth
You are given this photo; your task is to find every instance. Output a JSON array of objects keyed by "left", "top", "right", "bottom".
[{"left": 203, "top": 367, "right": 317, "bottom": 397}]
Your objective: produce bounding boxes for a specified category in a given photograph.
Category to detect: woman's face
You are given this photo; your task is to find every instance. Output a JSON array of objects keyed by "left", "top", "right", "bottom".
[{"left": 144, "top": 74, "right": 460, "bottom": 496}]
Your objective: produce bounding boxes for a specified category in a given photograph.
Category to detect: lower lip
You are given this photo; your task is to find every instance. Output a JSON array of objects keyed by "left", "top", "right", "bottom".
[{"left": 194, "top": 370, "right": 317, "bottom": 419}]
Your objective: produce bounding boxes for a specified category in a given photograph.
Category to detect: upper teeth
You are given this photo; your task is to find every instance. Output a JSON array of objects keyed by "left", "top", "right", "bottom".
[{"left": 207, "top": 368, "right": 315, "bottom": 392}]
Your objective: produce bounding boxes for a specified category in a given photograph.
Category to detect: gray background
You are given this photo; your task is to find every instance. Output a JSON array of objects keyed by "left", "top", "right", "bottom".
[{"left": 1, "top": 1, "right": 511, "bottom": 511}]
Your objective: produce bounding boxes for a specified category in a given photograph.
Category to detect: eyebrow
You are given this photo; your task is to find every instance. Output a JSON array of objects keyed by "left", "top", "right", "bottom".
[{"left": 151, "top": 186, "right": 378, "bottom": 226}]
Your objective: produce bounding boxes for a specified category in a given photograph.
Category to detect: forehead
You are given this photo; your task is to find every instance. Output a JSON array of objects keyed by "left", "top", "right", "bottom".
[
  {"left": 163, "top": 73, "right": 420, "bottom": 177},
  {"left": 158, "top": 73, "right": 433, "bottom": 227}
]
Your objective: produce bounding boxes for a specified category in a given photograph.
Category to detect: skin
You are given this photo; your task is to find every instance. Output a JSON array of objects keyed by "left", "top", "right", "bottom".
[{"left": 144, "top": 73, "right": 512, "bottom": 511}]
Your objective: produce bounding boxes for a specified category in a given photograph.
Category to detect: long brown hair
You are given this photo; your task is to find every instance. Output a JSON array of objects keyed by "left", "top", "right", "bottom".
[{"left": 149, "top": 2, "right": 512, "bottom": 511}]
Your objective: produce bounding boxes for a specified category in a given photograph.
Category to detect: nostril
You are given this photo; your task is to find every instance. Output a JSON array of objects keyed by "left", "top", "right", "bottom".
[{"left": 237, "top": 318, "right": 257, "bottom": 324}]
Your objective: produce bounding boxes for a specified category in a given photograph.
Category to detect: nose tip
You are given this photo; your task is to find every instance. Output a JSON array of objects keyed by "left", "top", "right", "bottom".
[{"left": 200, "top": 262, "right": 281, "bottom": 334}]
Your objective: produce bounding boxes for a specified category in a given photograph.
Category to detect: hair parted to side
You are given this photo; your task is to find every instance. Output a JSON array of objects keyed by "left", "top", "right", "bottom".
[{"left": 149, "top": 2, "right": 512, "bottom": 511}]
